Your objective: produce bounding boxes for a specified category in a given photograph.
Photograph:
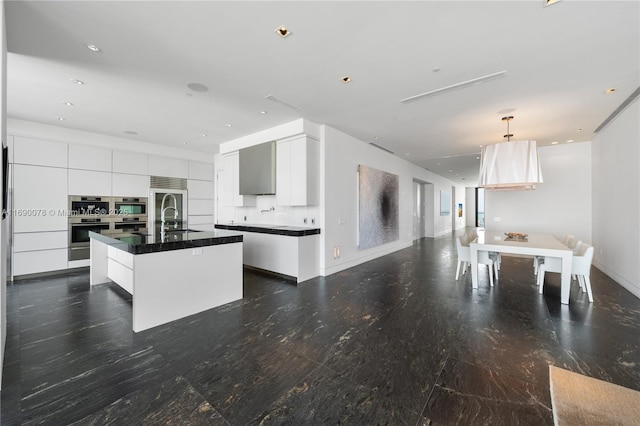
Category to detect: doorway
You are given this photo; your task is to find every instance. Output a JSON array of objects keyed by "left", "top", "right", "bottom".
[{"left": 476, "top": 187, "right": 485, "bottom": 228}]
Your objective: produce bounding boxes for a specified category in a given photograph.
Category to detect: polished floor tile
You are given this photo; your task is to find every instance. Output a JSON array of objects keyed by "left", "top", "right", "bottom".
[{"left": 2, "top": 232, "right": 640, "bottom": 425}]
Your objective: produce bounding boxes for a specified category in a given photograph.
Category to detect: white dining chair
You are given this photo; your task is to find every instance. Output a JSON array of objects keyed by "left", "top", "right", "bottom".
[
  {"left": 537, "top": 243, "right": 595, "bottom": 302},
  {"left": 455, "top": 235, "right": 497, "bottom": 287},
  {"left": 534, "top": 234, "right": 577, "bottom": 275}
]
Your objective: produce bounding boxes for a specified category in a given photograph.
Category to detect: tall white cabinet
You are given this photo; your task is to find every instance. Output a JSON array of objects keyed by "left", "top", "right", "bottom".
[
  {"left": 276, "top": 135, "right": 319, "bottom": 206},
  {"left": 11, "top": 137, "right": 69, "bottom": 276}
]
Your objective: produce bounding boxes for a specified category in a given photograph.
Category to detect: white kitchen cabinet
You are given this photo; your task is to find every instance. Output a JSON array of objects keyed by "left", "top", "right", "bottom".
[
  {"left": 112, "top": 173, "right": 150, "bottom": 198},
  {"left": 188, "top": 199, "right": 214, "bottom": 216},
  {"left": 276, "top": 135, "right": 319, "bottom": 206},
  {"left": 12, "top": 164, "right": 68, "bottom": 232},
  {"left": 240, "top": 231, "right": 320, "bottom": 283},
  {"left": 222, "top": 152, "right": 256, "bottom": 207},
  {"left": 13, "top": 231, "right": 67, "bottom": 252},
  {"left": 189, "top": 161, "right": 215, "bottom": 181},
  {"left": 68, "top": 169, "right": 112, "bottom": 196},
  {"left": 68, "top": 145, "right": 112, "bottom": 172},
  {"left": 13, "top": 249, "right": 68, "bottom": 276},
  {"left": 188, "top": 179, "right": 214, "bottom": 200},
  {"left": 13, "top": 136, "right": 67, "bottom": 168},
  {"left": 113, "top": 150, "right": 149, "bottom": 175},
  {"left": 149, "top": 155, "right": 188, "bottom": 178}
]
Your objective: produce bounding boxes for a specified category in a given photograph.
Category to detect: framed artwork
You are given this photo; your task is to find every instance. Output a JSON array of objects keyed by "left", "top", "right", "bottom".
[
  {"left": 357, "top": 165, "right": 399, "bottom": 249},
  {"left": 458, "top": 203, "right": 463, "bottom": 218},
  {"left": 440, "top": 190, "right": 451, "bottom": 216}
]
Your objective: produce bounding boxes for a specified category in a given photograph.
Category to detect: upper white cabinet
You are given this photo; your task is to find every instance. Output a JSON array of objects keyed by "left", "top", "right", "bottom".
[
  {"left": 13, "top": 164, "right": 68, "bottom": 232},
  {"left": 276, "top": 135, "right": 319, "bottom": 206},
  {"left": 112, "top": 173, "right": 150, "bottom": 198},
  {"left": 188, "top": 179, "right": 214, "bottom": 200},
  {"left": 68, "top": 145, "right": 112, "bottom": 172},
  {"left": 113, "top": 150, "right": 149, "bottom": 175},
  {"left": 68, "top": 169, "right": 112, "bottom": 195},
  {"left": 149, "top": 155, "right": 188, "bottom": 178},
  {"left": 222, "top": 152, "right": 256, "bottom": 207},
  {"left": 189, "top": 161, "right": 215, "bottom": 181},
  {"left": 13, "top": 136, "right": 67, "bottom": 168}
]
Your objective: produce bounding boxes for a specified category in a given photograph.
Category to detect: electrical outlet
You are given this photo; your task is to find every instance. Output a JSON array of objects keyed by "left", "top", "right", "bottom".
[
  {"left": 311, "top": 218, "right": 315, "bottom": 225},
  {"left": 244, "top": 216, "right": 247, "bottom": 221},
  {"left": 303, "top": 218, "right": 308, "bottom": 224},
  {"left": 192, "top": 248, "right": 203, "bottom": 256}
]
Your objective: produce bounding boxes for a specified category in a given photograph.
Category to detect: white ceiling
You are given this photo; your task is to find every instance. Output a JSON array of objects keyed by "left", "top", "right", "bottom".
[{"left": 5, "top": 1, "right": 639, "bottom": 186}]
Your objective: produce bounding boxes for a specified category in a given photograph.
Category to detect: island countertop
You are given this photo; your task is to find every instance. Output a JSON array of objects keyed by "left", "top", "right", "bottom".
[
  {"left": 214, "top": 223, "right": 321, "bottom": 237},
  {"left": 89, "top": 229, "right": 243, "bottom": 255}
]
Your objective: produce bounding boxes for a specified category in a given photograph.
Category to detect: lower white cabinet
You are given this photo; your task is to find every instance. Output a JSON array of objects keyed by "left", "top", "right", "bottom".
[
  {"left": 13, "top": 249, "right": 68, "bottom": 276},
  {"left": 240, "top": 232, "right": 320, "bottom": 283}
]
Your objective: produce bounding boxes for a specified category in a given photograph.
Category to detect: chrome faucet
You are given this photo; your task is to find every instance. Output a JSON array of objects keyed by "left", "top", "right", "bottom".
[{"left": 160, "top": 193, "right": 179, "bottom": 230}]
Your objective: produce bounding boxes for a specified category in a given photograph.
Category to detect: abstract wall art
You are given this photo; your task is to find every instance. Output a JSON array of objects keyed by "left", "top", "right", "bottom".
[{"left": 357, "top": 165, "right": 399, "bottom": 249}]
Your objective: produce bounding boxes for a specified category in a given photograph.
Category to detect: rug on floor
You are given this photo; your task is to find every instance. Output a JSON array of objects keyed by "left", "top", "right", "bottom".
[{"left": 549, "top": 365, "right": 640, "bottom": 426}]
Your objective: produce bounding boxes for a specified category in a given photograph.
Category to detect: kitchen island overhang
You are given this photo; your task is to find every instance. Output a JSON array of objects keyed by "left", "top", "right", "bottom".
[{"left": 89, "top": 230, "right": 244, "bottom": 332}]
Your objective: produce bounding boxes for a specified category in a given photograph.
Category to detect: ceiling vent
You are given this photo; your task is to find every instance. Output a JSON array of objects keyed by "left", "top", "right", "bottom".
[
  {"left": 369, "top": 142, "right": 394, "bottom": 154},
  {"left": 150, "top": 176, "right": 187, "bottom": 190},
  {"left": 400, "top": 71, "right": 506, "bottom": 104},
  {"left": 265, "top": 94, "right": 302, "bottom": 111}
]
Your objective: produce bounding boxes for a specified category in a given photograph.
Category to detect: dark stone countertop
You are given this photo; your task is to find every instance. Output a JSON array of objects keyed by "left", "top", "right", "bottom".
[
  {"left": 214, "top": 223, "right": 321, "bottom": 237},
  {"left": 89, "top": 229, "right": 243, "bottom": 255}
]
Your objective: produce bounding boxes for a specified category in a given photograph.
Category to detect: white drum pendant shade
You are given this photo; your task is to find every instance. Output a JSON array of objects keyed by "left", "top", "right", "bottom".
[{"left": 479, "top": 140, "right": 543, "bottom": 190}]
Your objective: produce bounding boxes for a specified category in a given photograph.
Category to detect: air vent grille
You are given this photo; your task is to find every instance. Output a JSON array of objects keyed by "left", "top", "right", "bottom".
[
  {"left": 150, "top": 176, "right": 187, "bottom": 190},
  {"left": 595, "top": 87, "right": 640, "bottom": 133},
  {"left": 369, "top": 142, "right": 394, "bottom": 154}
]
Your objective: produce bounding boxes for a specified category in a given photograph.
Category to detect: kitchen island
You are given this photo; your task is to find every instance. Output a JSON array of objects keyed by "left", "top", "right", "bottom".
[
  {"left": 215, "top": 223, "right": 320, "bottom": 283},
  {"left": 89, "top": 229, "right": 243, "bottom": 332}
]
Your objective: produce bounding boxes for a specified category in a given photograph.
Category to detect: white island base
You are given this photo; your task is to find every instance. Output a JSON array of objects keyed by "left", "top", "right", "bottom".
[{"left": 90, "top": 238, "right": 243, "bottom": 332}]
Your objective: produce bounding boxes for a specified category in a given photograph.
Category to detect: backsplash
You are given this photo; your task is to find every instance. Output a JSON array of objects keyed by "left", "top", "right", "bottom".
[{"left": 218, "top": 195, "right": 321, "bottom": 227}]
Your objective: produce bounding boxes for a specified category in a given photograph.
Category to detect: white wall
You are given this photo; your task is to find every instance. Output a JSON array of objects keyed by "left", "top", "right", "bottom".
[
  {"left": 322, "top": 125, "right": 465, "bottom": 276},
  {"left": 592, "top": 96, "right": 640, "bottom": 299},
  {"left": 465, "top": 187, "right": 476, "bottom": 227},
  {"left": 484, "top": 142, "right": 592, "bottom": 242}
]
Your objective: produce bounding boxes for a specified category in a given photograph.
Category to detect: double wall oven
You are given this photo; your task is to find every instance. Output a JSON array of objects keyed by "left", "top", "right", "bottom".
[{"left": 68, "top": 196, "right": 148, "bottom": 261}]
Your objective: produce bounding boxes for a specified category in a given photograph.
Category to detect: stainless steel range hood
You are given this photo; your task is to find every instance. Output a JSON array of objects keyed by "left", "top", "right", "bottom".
[{"left": 239, "top": 141, "right": 276, "bottom": 195}]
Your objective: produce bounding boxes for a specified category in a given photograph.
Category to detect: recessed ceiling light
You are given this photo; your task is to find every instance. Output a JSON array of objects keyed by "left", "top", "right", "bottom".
[
  {"left": 479, "top": 145, "right": 483, "bottom": 148},
  {"left": 62, "top": 101, "right": 73, "bottom": 106},
  {"left": 577, "top": 128, "right": 583, "bottom": 132},
  {"left": 449, "top": 170, "right": 453, "bottom": 173},
  {"left": 225, "top": 124, "right": 233, "bottom": 127},
  {"left": 57, "top": 117, "right": 65, "bottom": 121},
  {"left": 544, "top": 0, "right": 561, "bottom": 7},
  {"left": 124, "top": 130, "right": 138, "bottom": 135},
  {"left": 70, "top": 79, "right": 85, "bottom": 85},
  {"left": 436, "top": 163, "right": 441, "bottom": 166},
  {"left": 86, "top": 44, "right": 101, "bottom": 53},
  {"left": 182, "top": 142, "right": 188, "bottom": 145},
  {"left": 275, "top": 25, "right": 291, "bottom": 38},
  {"left": 342, "top": 76, "right": 352, "bottom": 83},
  {"left": 432, "top": 67, "right": 441, "bottom": 73},
  {"left": 476, "top": 157, "right": 480, "bottom": 160},
  {"left": 604, "top": 88, "right": 617, "bottom": 94},
  {"left": 551, "top": 141, "right": 558, "bottom": 145},
  {"left": 566, "top": 139, "right": 574, "bottom": 143},
  {"left": 187, "top": 83, "right": 208, "bottom": 92},
  {"left": 200, "top": 133, "right": 207, "bottom": 138},
  {"left": 260, "top": 111, "right": 267, "bottom": 115},
  {"left": 405, "top": 153, "right": 410, "bottom": 156},
  {"left": 372, "top": 136, "right": 378, "bottom": 140}
]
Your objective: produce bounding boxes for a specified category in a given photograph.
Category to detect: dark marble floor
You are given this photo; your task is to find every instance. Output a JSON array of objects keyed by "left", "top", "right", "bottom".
[{"left": 2, "top": 232, "right": 640, "bottom": 425}]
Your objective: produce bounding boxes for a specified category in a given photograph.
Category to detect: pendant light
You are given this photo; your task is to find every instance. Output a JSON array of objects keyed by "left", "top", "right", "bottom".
[{"left": 478, "top": 116, "right": 543, "bottom": 190}]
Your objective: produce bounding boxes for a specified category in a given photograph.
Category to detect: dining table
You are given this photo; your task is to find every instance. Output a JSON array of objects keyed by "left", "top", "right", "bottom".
[{"left": 469, "top": 231, "right": 574, "bottom": 304}]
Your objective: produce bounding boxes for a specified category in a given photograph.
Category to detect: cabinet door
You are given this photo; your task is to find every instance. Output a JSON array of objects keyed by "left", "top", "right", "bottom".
[
  {"left": 13, "top": 136, "right": 67, "bottom": 168},
  {"left": 13, "top": 165, "right": 68, "bottom": 232},
  {"left": 149, "top": 155, "right": 188, "bottom": 178},
  {"left": 68, "top": 145, "right": 112, "bottom": 172},
  {"left": 188, "top": 161, "right": 215, "bottom": 180},
  {"left": 113, "top": 150, "right": 149, "bottom": 175},
  {"left": 68, "top": 169, "right": 112, "bottom": 196},
  {"left": 222, "top": 152, "right": 255, "bottom": 207},
  {"left": 276, "top": 141, "right": 292, "bottom": 206},
  {"left": 290, "top": 139, "right": 308, "bottom": 205},
  {"left": 188, "top": 179, "right": 214, "bottom": 200},
  {"left": 112, "top": 173, "right": 150, "bottom": 197}
]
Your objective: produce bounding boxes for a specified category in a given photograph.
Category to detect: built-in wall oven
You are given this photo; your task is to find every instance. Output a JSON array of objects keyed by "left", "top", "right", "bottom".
[{"left": 68, "top": 196, "right": 148, "bottom": 261}]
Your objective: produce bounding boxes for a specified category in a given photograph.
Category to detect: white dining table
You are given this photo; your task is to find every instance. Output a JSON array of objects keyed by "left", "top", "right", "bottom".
[{"left": 469, "top": 231, "right": 574, "bottom": 304}]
